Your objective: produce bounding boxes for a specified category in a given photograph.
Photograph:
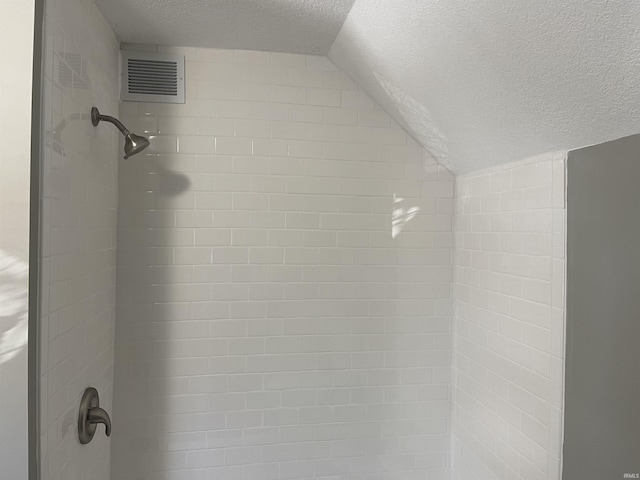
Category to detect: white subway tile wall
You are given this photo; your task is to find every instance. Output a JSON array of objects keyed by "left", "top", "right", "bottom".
[
  {"left": 39, "top": 0, "right": 120, "bottom": 479},
  {"left": 452, "top": 153, "right": 566, "bottom": 480},
  {"left": 113, "top": 46, "right": 455, "bottom": 480}
]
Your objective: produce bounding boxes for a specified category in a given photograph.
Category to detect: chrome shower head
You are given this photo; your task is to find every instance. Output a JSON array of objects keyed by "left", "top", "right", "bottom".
[{"left": 91, "top": 107, "right": 150, "bottom": 159}]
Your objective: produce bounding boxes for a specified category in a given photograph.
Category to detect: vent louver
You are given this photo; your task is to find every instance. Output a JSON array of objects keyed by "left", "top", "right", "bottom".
[{"left": 121, "top": 51, "right": 185, "bottom": 104}]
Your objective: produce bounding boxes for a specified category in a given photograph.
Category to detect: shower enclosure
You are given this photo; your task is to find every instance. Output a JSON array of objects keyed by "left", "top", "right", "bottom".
[
  {"left": 9, "top": 0, "right": 635, "bottom": 479},
  {"left": 34, "top": 0, "right": 566, "bottom": 478},
  {"left": 37, "top": 0, "right": 458, "bottom": 478}
]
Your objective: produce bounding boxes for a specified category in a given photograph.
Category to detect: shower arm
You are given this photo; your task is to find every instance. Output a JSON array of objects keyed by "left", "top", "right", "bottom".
[
  {"left": 91, "top": 107, "right": 131, "bottom": 135},
  {"left": 90, "top": 106, "right": 150, "bottom": 160}
]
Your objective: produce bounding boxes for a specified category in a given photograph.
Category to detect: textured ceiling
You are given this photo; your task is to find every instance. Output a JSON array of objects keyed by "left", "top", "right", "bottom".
[
  {"left": 330, "top": 0, "right": 640, "bottom": 173},
  {"left": 93, "top": 0, "right": 356, "bottom": 54}
]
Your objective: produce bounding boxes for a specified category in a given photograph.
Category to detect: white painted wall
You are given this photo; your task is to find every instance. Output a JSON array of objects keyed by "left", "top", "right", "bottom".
[
  {"left": 112, "top": 46, "right": 455, "bottom": 480},
  {"left": 38, "top": 0, "right": 120, "bottom": 479},
  {"left": 452, "top": 153, "right": 566, "bottom": 480},
  {"left": 0, "top": 0, "right": 34, "bottom": 478}
]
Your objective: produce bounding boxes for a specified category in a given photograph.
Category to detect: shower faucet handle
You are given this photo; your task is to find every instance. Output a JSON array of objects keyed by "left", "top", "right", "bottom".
[
  {"left": 88, "top": 406, "right": 111, "bottom": 436},
  {"left": 78, "top": 387, "right": 112, "bottom": 444}
]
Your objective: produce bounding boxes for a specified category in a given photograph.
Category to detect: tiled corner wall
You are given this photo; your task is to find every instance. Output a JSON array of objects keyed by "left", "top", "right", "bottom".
[
  {"left": 452, "top": 153, "right": 566, "bottom": 480},
  {"left": 113, "top": 46, "right": 455, "bottom": 480},
  {"left": 38, "top": 0, "right": 120, "bottom": 479}
]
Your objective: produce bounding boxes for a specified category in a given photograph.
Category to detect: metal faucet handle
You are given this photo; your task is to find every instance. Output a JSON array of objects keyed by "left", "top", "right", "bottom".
[
  {"left": 88, "top": 406, "right": 111, "bottom": 436},
  {"left": 78, "top": 387, "right": 112, "bottom": 444}
]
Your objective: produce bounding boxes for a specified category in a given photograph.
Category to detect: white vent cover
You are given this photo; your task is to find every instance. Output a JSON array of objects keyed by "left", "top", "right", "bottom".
[{"left": 121, "top": 51, "right": 185, "bottom": 104}]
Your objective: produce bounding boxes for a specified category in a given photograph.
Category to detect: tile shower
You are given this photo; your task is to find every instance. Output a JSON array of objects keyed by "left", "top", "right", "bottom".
[
  {"left": 37, "top": 1, "right": 566, "bottom": 480},
  {"left": 113, "top": 46, "right": 455, "bottom": 480}
]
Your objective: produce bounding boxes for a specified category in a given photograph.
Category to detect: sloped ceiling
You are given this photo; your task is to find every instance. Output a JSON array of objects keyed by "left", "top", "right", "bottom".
[
  {"left": 95, "top": 0, "right": 640, "bottom": 174},
  {"left": 329, "top": 0, "right": 640, "bottom": 173},
  {"left": 93, "top": 0, "right": 356, "bottom": 55}
]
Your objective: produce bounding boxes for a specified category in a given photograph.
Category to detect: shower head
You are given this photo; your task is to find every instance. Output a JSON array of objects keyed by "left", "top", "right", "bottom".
[
  {"left": 124, "top": 133, "right": 151, "bottom": 160},
  {"left": 91, "top": 107, "right": 150, "bottom": 159}
]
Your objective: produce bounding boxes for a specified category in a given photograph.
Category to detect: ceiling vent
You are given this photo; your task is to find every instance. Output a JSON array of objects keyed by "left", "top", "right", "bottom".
[{"left": 121, "top": 51, "right": 185, "bottom": 104}]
